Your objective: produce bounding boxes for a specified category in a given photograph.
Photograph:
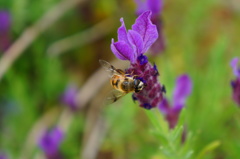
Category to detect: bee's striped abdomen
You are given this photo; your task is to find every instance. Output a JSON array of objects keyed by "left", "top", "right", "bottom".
[{"left": 110, "top": 75, "right": 135, "bottom": 93}]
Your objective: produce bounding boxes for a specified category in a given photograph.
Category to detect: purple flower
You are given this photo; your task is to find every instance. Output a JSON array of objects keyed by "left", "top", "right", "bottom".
[
  {"left": 158, "top": 74, "right": 192, "bottom": 128},
  {"left": 0, "top": 152, "right": 8, "bottom": 159},
  {"left": 230, "top": 57, "right": 240, "bottom": 106},
  {"left": 111, "top": 11, "right": 165, "bottom": 109},
  {"left": 134, "top": 0, "right": 165, "bottom": 55},
  {"left": 61, "top": 84, "right": 78, "bottom": 110},
  {"left": 0, "top": 10, "right": 11, "bottom": 52},
  {"left": 111, "top": 11, "right": 158, "bottom": 63},
  {"left": 39, "top": 127, "right": 64, "bottom": 159}
]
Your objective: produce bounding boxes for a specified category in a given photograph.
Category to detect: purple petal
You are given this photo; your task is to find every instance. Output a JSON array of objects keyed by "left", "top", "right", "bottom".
[
  {"left": 0, "top": 11, "right": 11, "bottom": 33},
  {"left": 127, "top": 30, "right": 144, "bottom": 55},
  {"left": 111, "top": 39, "right": 136, "bottom": 63},
  {"left": 173, "top": 74, "right": 192, "bottom": 111},
  {"left": 39, "top": 127, "right": 64, "bottom": 156},
  {"left": 158, "top": 98, "right": 170, "bottom": 114},
  {"left": 147, "top": 0, "right": 162, "bottom": 15},
  {"left": 230, "top": 57, "right": 240, "bottom": 77},
  {"left": 118, "top": 18, "right": 130, "bottom": 44},
  {"left": 132, "top": 11, "right": 158, "bottom": 53}
]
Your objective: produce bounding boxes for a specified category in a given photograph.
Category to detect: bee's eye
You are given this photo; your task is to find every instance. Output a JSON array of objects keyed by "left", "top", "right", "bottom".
[{"left": 134, "top": 79, "right": 140, "bottom": 86}]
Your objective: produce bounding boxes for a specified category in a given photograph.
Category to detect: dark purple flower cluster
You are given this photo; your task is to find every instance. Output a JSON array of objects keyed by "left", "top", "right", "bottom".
[
  {"left": 158, "top": 75, "right": 192, "bottom": 128},
  {"left": 0, "top": 10, "right": 11, "bottom": 52},
  {"left": 230, "top": 58, "right": 240, "bottom": 106},
  {"left": 134, "top": 0, "right": 165, "bottom": 55},
  {"left": 127, "top": 56, "right": 163, "bottom": 109},
  {"left": 111, "top": 11, "right": 165, "bottom": 109},
  {"left": 38, "top": 127, "right": 64, "bottom": 159}
]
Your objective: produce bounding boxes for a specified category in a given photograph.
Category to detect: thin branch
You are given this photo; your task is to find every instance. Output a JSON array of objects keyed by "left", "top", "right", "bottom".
[
  {"left": 47, "top": 17, "right": 116, "bottom": 57},
  {"left": 0, "top": 0, "right": 86, "bottom": 81},
  {"left": 80, "top": 115, "right": 108, "bottom": 159}
]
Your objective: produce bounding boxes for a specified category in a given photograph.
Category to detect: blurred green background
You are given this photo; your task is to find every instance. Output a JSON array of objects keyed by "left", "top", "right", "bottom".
[{"left": 0, "top": 0, "right": 240, "bottom": 158}]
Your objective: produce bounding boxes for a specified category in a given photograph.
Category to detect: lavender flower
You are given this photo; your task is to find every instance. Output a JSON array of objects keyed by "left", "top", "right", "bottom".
[
  {"left": 39, "top": 127, "right": 64, "bottom": 159},
  {"left": 111, "top": 11, "right": 164, "bottom": 109},
  {"left": 158, "top": 75, "right": 192, "bottom": 128},
  {"left": 0, "top": 10, "right": 11, "bottom": 52},
  {"left": 230, "top": 57, "right": 240, "bottom": 106},
  {"left": 61, "top": 84, "right": 78, "bottom": 110},
  {"left": 134, "top": 0, "right": 165, "bottom": 54}
]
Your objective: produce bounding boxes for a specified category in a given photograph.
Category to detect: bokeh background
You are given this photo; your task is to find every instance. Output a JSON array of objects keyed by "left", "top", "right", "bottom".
[{"left": 0, "top": 0, "right": 240, "bottom": 158}]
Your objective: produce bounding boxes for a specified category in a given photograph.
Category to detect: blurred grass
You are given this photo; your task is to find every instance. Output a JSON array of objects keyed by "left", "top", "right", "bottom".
[{"left": 0, "top": 0, "right": 240, "bottom": 158}]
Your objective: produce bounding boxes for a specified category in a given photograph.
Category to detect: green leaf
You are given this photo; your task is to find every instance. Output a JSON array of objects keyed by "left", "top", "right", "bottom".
[{"left": 196, "top": 140, "right": 221, "bottom": 159}]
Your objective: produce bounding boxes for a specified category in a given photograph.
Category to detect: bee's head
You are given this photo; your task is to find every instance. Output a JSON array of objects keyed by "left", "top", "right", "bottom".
[{"left": 134, "top": 79, "right": 145, "bottom": 93}]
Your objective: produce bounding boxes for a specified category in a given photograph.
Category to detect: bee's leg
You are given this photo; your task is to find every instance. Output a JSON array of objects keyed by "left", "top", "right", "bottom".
[
  {"left": 124, "top": 70, "right": 137, "bottom": 78},
  {"left": 116, "top": 69, "right": 125, "bottom": 75}
]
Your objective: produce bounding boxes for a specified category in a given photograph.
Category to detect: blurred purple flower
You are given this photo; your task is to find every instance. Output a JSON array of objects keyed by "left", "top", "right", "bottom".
[
  {"left": 39, "top": 127, "right": 64, "bottom": 159},
  {"left": 135, "top": 0, "right": 162, "bottom": 16},
  {"left": 0, "top": 10, "right": 11, "bottom": 52},
  {"left": 61, "top": 85, "right": 78, "bottom": 110},
  {"left": 158, "top": 74, "right": 192, "bottom": 128},
  {"left": 231, "top": 58, "right": 240, "bottom": 78},
  {"left": 111, "top": 11, "right": 165, "bottom": 109},
  {"left": 134, "top": 0, "right": 165, "bottom": 55},
  {"left": 230, "top": 57, "right": 240, "bottom": 106},
  {"left": 0, "top": 152, "right": 7, "bottom": 159}
]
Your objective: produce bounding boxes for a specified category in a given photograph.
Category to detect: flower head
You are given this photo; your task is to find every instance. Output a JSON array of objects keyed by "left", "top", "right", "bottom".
[
  {"left": 0, "top": 10, "right": 11, "bottom": 52},
  {"left": 111, "top": 11, "right": 158, "bottom": 63},
  {"left": 158, "top": 74, "right": 192, "bottom": 128},
  {"left": 39, "top": 127, "right": 64, "bottom": 159},
  {"left": 111, "top": 11, "right": 164, "bottom": 109},
  {"left": 230, "top": 57, "right": 240, "bottom": 106},
  {"left": 61, "top": 84, "right": 78, "bottom": 110}
]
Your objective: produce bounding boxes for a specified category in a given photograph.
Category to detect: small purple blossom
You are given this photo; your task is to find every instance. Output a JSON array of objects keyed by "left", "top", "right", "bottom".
[
  {"left": 158, "top": 74, "right": 192, "bottom": 128},
  {"left": 61, "top": 84, "right": 78, "bottom": 110},
  {"left": 0, "top": 10, "right": 11, "bottom": 52},
  {"left": 39, "top": 127, "right": 64, "bottom": 159},
  {"left": 230, "top": 57, "right": 240, "bottom": 106}
]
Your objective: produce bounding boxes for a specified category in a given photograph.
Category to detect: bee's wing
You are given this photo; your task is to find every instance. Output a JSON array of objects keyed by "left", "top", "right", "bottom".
[
  {"left": 104, "top": 90, "right": 126, "bottom": 105},
  {"left": 99, "top": 59, "right": 125, "bottom": 77}
]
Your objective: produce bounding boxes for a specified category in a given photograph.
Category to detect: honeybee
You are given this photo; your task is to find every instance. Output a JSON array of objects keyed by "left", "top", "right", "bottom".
[{"left": 99, "top": 59, "right": 145, "bottom": 104}]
